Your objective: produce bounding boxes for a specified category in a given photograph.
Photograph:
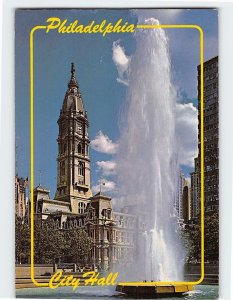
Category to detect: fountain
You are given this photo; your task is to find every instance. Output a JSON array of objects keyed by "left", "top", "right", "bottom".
[{"left": 115, "top": 18, "right": 193, "bottom": 297}]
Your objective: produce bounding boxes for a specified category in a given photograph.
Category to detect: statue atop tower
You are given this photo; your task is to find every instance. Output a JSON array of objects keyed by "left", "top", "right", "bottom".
[{"left": 55, "top": 63, "right": 92, "bottom": 213}]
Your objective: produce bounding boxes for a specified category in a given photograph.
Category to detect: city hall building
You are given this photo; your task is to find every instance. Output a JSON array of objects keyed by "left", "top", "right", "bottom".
[{"left": 33, "top": 63, "right": 139, "bottom": 270}]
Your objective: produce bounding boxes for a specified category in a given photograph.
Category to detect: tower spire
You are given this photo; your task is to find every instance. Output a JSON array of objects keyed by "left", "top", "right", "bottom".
[
  {"left": 68, "top": 62, "right": 78, "bottom": 88},
  {"left": 55, "top": 62, "right": 92, "bottom": 203},
  {"left": 71, "top": 62, "right": 75, "bottom": 77}
]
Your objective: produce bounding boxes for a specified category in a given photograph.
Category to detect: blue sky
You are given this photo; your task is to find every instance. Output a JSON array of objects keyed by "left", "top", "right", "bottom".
[{"left": 15, "top": 9, "right": 218, "bottom": 197}]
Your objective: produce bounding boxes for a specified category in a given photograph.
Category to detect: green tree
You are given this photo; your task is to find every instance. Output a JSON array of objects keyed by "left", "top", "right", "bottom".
[
  {"left": 15, "top": 216, "right": 30, "bottom": 264},
  {"left": 204, "top": 212, "right": 219, "bottom": 262},
  {"left": 34, "top": 217, "right": 92, "bottom": 264},
  {"left": 64, "top": 228, "right": 92, "bottom": 264},
  {"left": 182, "top": 224, "right": 201, "bottom": 263},
  {"left": 34, "top": 218, "right": 66, "bottom": 264},
  {"left": 181, "top": 212, "right": 219, "bottom": 263}
]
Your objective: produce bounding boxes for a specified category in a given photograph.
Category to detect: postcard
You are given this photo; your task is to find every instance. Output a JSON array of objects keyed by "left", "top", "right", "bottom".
[{"left": 15, "top": 8, "right": 219, "bottom": 299}]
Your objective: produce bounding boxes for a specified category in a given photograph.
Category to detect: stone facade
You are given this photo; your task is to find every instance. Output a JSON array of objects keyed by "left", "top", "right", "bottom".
[{"left": 55, "top": 62, "right": 92, "bottom": 208}]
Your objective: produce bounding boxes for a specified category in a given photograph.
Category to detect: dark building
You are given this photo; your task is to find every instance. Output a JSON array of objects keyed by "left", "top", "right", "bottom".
[
  {"left": 182, "top": 185, "right": 191, "bottom": 224},
  {"left": 198, "top": 56, "right": 219, "bottom": 214},
  {"left": 15, "top": 176, "right": 28, "bottom": 218}
]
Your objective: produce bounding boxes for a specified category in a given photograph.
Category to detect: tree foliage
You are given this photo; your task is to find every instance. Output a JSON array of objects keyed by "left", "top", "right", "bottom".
[
  {"left": 62, "top": 228, "right": 93, "bottom": 263},
  {"left": 15, "top": 216, "right": 30, "bottom": 263},
  {"left": 15, "top": 215, "right": 92, "bottom": 264},
  {"left": 181, "top": 212, "right": 219, "bottom": 263}
]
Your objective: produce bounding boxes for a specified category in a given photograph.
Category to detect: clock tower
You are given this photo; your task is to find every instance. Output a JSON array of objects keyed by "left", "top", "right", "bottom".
[{"left": 55, "top": 63, "right": 92, "bottom": 213}]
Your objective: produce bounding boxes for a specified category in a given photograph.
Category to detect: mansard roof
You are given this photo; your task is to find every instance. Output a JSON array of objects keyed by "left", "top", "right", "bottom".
[{"left": 92, "top": 191, "right": 112, "bottom": 200}]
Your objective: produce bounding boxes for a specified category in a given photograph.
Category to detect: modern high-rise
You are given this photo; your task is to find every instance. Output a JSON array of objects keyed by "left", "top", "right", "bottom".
[
  {"left": 175, "top": 170, "right": 186, "bottom": 220},
  {"left": 198, "top": 56, "right": 219, "bottom": 214},
  {"left": 190, "top": 157, "right": 199, "bottom": 218},
  {"left": 182, "top": 185, "right": 191, "bottom": 224}
]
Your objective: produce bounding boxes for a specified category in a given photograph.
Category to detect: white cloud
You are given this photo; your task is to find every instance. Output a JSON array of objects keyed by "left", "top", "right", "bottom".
[
  {"left": 112, "top": 40, "right": 130, "bottom": 86},
  {"left": 176, "top": 102, "right": 198, "bottom": 168},
  {"left": 92, "top": 178, "right": 117, "bottom": 195},
  {"left": 91, "top": 131, "right": 118, "bottom": 154},
  {"left": 96, "top": 160, "right": 116, "bottom": 176}
]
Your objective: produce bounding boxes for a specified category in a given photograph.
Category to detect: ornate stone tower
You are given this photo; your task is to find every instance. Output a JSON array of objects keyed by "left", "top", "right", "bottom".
[{"left": 55, "top": 63, "right": 92, "bottom": 213}]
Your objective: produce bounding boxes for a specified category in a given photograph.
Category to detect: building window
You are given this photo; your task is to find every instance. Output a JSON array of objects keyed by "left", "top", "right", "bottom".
[
  {"left": 78, "top": 143, "right": 82, "bottom": 154},
  {"left": 77, "top": 143, "right": 85, "bottom": 155},
  {"left": 116, "top": 231, "right": 119, "bottom": 243},
  {"left": 78, "top": 202, "right": 86, "bottom": 214},
  {"left": 107, "top": 231, "right": 110, "bottom": 242},
  {"left": 78, "top": 162, "right": 85, "bottom": 176}
]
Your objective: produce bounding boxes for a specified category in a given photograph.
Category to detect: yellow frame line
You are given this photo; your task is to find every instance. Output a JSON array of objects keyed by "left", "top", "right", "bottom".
[
  {"left": 30, "top": 25, "right": 48, "bottom": 287},
  {"left": 29, "top": 24, "right": 204, "bottom": 287}
]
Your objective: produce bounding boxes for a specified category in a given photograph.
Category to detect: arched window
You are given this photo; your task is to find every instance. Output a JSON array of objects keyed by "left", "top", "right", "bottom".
[
  {"left": 78, "top": 162, "right": 85, "bottom": 176},
  {"left": 78, "top": 143, "right": 82, "bottom": 154},
  {"left": 74, "top": 219, "right": 78, "bottom": 227},
  {"left": 78, "top": 143, "right": 85, "bottom": 155},
  {"left": 55, "top": 219, "right": 60, "bottom": 229},
  {"left": 69, "top": 220, "right": 73, "bottom": 228},
  {"left": 107, "top": 209, "right": 111, "bottom": 219}
]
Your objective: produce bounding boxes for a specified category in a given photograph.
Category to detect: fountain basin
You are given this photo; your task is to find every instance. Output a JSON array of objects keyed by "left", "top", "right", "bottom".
[{"left": 116, "top": 283, "right": 193, "bottom": 298}]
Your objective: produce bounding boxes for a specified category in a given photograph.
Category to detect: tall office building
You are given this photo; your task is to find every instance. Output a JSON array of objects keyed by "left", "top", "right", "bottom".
[
  {"left": 190, "top": 157, "right": 199, "bottom": 219},
  {"left": 182, "top": 185, "right": 191, "bottom": 224},
  {"left": 175, "top": 170, "right": 186, "bottom": 220},
  {"left": 198, "top": 56, "right": 219, "bottom": 214}
]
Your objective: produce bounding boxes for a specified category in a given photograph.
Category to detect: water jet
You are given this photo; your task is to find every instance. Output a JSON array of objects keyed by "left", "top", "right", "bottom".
[{"left": 116, "top": 18, "right": 185, "bottom": 284}]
